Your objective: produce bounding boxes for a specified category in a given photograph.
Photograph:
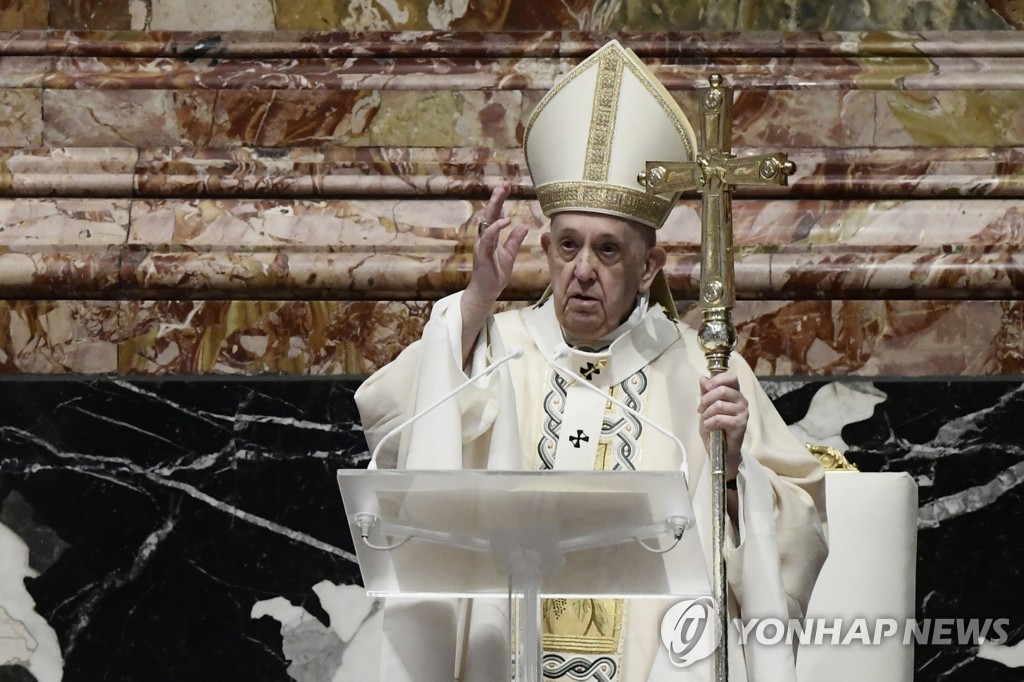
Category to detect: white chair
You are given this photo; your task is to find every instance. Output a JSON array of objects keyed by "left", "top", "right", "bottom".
[{"left": 797, "top": 449, "right": 918, "bottom": 682}]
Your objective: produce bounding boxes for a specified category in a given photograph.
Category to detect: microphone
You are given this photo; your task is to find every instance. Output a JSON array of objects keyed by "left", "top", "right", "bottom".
[
  {"left": 549, "top": 343, "right": 689, "bottom": 482},
  {"left": 370, "top": 347, "right": 524, "bottom": 465}
]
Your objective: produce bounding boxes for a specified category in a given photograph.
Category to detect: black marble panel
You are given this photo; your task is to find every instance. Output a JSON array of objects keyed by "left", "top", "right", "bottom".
[
  {"left": 0, "top": 378, "right": 367, "bottom": 682},
  {"left": 1, "top": 377, "right": 1022, "bottom": 681}
]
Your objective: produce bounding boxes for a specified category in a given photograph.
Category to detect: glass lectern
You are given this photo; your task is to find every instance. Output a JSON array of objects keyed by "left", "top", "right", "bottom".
[{"left": 338, "top": 469, "right": 709, "bottom": 682}]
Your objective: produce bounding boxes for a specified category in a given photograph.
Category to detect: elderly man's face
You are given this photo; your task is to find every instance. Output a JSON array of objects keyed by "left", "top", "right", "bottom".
[{"left": 541, "top": 212, "right": 666, "bottom": 343}]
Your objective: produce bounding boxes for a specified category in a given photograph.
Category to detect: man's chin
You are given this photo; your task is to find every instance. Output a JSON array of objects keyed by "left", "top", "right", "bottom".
[{"left": 557, "top": 311, "right": 610, "bottom": 344}]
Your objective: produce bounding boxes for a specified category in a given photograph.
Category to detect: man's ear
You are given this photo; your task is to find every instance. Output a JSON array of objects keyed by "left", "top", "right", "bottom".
[
  {"left": 540, "top": 232, "right": 551, "bottom": 252},
  {"left": 639, "top": 246, "right": 667, "bottom": 293}
]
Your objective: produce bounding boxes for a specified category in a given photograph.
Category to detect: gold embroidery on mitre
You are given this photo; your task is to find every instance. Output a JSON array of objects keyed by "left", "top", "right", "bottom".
[
  {"left": 522, "top": 50, "right": 594, "bottom": 147},
  {"left": 523, "top": 42, "right": 695, "bottom": 172},
  {"left": 535, "top": 182, "right": 673, "bottom": 228},
  {"left": 583, "top": 51, "right": 623, "bottom": 183}
]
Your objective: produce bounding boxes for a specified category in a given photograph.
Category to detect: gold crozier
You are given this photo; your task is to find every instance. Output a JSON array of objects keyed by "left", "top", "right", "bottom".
[{"left": 638, "top": 73, "right": 796, "bottom": 682}]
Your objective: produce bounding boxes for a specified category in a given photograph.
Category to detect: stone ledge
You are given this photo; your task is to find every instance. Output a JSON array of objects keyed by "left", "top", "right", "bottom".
[
  {"left": 0, "top": 197, "right": 1020, "bottom": 300},
  {"left": 3, "top": 147, "right": 1023, "bottom": 199}
]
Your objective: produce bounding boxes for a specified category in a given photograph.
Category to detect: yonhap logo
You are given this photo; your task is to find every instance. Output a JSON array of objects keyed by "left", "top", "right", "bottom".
[{"left": 660, "top": 596, "right": 720, "bottom": 667}]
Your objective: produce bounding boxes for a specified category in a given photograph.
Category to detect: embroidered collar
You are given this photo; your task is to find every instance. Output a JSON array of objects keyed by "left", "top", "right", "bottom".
[{"left": 521, "top": 295, "right": 680, "bottom": 386}]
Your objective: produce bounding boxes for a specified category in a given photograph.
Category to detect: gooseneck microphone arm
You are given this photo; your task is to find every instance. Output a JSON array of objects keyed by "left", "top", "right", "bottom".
[{"left": 369, "top": 347, "right": 524, "bottom": 465}]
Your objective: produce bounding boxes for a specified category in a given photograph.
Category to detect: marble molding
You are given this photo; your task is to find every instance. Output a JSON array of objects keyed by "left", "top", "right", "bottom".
[
  {"left": 0, "top": 298, "right": 1021, "bottom": 377},
  {"left": 2, "top": 36, "right": 1024, "bottom": 152},
  {"left": 7, "top": 53, "right": 1024, "bottom": 93},
  {"left": 0, "top": 376, "right": 1022, "bottom": 681},
  {"left": 4, "top": 147, "right": 1024, "bottom": 199},
  {"left": 5, "top": 32, "right": 1024, "bottom": 58},
  {"left": 0, "top": 148, "right": 137, "bottom": 197},
  {"left": 0, "top": 196, "right": 1021, "bottom": 300}
]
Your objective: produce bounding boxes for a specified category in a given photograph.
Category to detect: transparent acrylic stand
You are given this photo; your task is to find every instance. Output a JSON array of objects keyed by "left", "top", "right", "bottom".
[{"left": 338, "top": 469, "right": 709, "bottom": 682}]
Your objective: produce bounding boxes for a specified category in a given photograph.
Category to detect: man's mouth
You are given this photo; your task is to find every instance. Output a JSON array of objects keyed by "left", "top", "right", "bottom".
[{"left": 568, "top": 293, "right": 600, "bottom": 307}]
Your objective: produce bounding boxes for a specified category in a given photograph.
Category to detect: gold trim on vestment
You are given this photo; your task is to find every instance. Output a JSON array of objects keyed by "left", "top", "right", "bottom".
[{"left": 542, "top": 597, "right": 626, "bottom": 654}]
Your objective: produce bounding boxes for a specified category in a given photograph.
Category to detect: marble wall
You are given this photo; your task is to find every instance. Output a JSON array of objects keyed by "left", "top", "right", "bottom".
[{"left": 0, "top": 0, "right": 1022, "bottom": 680}]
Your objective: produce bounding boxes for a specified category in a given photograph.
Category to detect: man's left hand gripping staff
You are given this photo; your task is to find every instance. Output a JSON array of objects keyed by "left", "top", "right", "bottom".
[{"left": 698, "top": 369, "right": 749, "bottom": 490}]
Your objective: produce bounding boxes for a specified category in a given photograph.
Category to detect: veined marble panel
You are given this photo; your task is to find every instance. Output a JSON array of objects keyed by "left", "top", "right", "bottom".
[
  {"left": 0, "top": 89, "right": 43, "bottom": 147},
  {"left": 0, "top": 300, "right": 121, "bottom": 374},
  {"left": 841, "top": 90, "right": 1024, "bottom": 148},
  {"left": 33, "top": 86, "right": 1024, "bottom": 149},
  {"left": 40, "top": 89, "right": 527, "bottom": 149},
  {"left": 0, "top": 377, "right": 1022, "bottom": 681},
  {"left": 699, "top": 300, "right": 1024, "bottom": 377},
  {"left": 0, "top": 377, "right": 369, "bottom": 681},
  {"left": 41, "top": 90, "right": 218, "bottom": 148},
  {"left": 1, "top": 299, "right": 1021, "bottom": 377},
  {"left": 116, "top": 299, "right": 435, "bottom": 375}
]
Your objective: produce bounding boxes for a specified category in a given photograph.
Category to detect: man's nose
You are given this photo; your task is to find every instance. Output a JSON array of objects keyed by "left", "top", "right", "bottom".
[{"left": 572, "top": 248, "right": 597, "bottom": 281}]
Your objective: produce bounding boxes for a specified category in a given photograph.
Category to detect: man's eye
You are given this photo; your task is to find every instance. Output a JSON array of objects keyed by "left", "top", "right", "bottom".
[
  {"left": 599, "top": 243, "right": 619, "bottom": 256},
  {"left": 559, "top": 240, "right": 578, "bottom": 251}
]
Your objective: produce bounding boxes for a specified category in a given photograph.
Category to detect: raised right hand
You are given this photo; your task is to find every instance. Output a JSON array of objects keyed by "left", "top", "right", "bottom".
[
  {"left": 465, "top": 183, "right": 529, "bottom": 308},
  {"left": 459, "top": 184, "right": 529, "bottom": 364}
]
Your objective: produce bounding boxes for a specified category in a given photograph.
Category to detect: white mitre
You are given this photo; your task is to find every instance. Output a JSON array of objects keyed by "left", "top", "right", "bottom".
[
  {"left": 523, "top": 39, "right": 697, "bottom": 317},
  {"left": 524, "top": 39, "right": 697, "bottom": 229}
]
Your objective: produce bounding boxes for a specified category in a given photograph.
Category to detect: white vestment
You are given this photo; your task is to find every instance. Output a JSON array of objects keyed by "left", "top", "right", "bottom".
[{"left": 355, "top": 292, "right": 828, "bottom": 682}]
